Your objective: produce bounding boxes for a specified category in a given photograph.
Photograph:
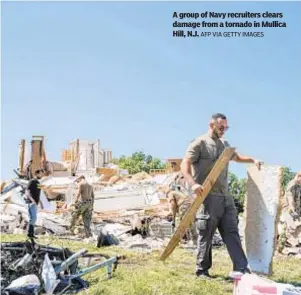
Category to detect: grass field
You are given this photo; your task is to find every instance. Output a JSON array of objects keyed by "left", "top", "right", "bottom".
[{"left": 1, "top": 234, "right": 300, "bottom": 295}]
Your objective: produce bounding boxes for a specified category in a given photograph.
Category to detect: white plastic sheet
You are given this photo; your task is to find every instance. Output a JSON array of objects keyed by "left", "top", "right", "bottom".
[
  {"left": 5, "top": 274, "right": 41, "bottom": 295},
  {"left": 42, "top": 253, "right": 60, "bottom": 294}
]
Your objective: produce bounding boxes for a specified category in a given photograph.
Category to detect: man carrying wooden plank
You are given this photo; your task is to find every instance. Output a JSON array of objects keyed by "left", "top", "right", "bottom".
[{"left": 181, "top": 113, "right": 263, "bottom": 279}]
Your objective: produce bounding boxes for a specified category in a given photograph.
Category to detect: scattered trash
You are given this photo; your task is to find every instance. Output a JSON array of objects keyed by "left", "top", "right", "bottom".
[
  {"left": 1, "top": 240, "right": 125, "bottom": 294},
  {"left": 42, "top": 253, "right": 60, "bottom": 295},
  {"left": 96, "top": 230, "right": 119, "bottom": 247}
]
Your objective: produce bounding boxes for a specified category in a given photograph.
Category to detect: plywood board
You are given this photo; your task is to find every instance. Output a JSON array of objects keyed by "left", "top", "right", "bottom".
[
  {"left": 244, "top": 165, "right": 283, "bottom": 275},
  {"left": 159, "top": 147, "right": 236, "bottom": 261},
  {"left": 96, "top": 168, "right": 116, "bottom": 177}
]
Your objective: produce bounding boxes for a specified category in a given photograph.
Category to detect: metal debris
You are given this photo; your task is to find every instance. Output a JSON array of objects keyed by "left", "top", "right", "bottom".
[{"left": 1, "top": 240, "right": 125, "bottom": 294}]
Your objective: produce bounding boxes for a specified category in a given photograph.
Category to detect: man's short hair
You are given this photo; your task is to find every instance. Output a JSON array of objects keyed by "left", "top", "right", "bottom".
[
  {"left": 35, "top": 169, "right": 42, "bottom": 175},
  {"left": 77, "top": 175, "right": 85, "bottom": 181},
  {"left": 211, "top": 113, "right": 227, "bottom": 121}
]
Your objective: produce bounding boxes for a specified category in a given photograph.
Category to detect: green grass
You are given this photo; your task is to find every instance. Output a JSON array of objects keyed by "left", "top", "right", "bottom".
[{"left": 1, "top": 234, "right": 301, "bottom": 295}]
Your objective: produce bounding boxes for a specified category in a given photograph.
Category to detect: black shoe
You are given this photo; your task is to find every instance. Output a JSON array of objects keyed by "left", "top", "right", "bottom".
[
  {"left": 27, "top": 224, "right": 38, "bottom": 239},
  {"left": 196, "top": 270, "right": 211, "bottom": 279}
]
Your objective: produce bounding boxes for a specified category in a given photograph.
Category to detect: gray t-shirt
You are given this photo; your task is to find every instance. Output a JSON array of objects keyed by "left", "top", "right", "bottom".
[{"left": 185, "top": 133, "right": 235, "bottom": 196}]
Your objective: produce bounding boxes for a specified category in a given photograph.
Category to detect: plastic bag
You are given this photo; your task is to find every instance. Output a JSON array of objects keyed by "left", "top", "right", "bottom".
[{"left": 4, "top": 274, "right": 40, "bottom": 295}]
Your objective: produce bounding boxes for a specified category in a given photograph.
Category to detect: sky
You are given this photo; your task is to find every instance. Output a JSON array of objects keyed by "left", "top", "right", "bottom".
[{"left": 1, "top": 1, "right": 301, "bottom": 180}]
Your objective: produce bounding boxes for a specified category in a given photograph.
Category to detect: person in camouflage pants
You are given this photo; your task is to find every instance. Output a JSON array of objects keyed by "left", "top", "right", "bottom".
[
  {"left": 70, "top": 175, "right": 95, "bottom": 238},
  {"left": 278, "top": 171, "right": 301, "bottom": 252},
  {"left": 167, "top": 173, "right": 197, "bottom": 244},
  {"left": 178, "top": 197, "right": 198, "bottom": 244}
]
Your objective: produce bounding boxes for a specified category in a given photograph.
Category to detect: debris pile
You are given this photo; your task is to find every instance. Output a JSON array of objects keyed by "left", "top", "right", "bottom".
[
  {"left": 1, "top": 170, "right": 225, "bottom": 252},
  {"left": 0, "top": 183, "right": 70, "bottom": 237},
  {"left": 1, "top": 240, "right": 124, "bottom": 294}
]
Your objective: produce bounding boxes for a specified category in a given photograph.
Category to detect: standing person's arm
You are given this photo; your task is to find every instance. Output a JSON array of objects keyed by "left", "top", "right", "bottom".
[
  {"left": 75, "top": 184, "right": 82, "bottom": 203},
  {"left": 181, "top": 158, "right": 196, "bottom": 187},
  {"left": 39, "top": 191, "right": 44, "bottom": 210},
  {"left": 91, "top": 187, "right": 95, "bottom": 203},
  {"left": 26, "top": 191, "right": 36, "bottom": 204},
  {"left": 26, "top": 181, "right": 36, "bottom": 204},
  {"left": 181, "top": 139, "right": 204, "bottom": 196},
  {"left": 231, "top": 153, "right": 263, "bottom": 170}
]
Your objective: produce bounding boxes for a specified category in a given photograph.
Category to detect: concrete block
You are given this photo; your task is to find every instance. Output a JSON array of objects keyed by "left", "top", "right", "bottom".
[{"left": 244, "top": 165, "right": 283, "bottom": 275}]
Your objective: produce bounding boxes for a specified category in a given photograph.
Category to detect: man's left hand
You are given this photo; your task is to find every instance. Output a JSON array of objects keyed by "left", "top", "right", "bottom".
[{"left": 254, "top": 159, "right": 264, "bottom": 170}]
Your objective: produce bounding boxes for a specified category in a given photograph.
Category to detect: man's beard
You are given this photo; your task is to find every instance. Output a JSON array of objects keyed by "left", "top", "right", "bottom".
[{"left": 213, "top": 129, "right": 221, "bottom": 138}]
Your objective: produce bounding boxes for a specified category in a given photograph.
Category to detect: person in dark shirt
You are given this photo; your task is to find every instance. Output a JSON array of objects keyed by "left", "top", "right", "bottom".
[{"left": 26, "top": 169, "right": 44, "bottom": 238}]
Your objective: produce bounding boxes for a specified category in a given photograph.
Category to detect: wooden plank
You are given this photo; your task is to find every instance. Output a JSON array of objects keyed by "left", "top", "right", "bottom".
[
  {"left": 159, "top": 147, "right": 236, "bottom": 261},
  {"left": 96, "top": 168, "right": 117, "bottom": 177}
]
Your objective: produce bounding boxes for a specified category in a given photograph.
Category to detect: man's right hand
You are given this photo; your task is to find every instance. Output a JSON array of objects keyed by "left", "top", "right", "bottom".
[
  {"left": 27, "top": 196, "right": 36, "bottom": 205},
  {"left": 254, "top": 159, "right": 264, "bottom": 170},
  {"left": 191, "top": 183, "right": 204, "bottom": 196}
]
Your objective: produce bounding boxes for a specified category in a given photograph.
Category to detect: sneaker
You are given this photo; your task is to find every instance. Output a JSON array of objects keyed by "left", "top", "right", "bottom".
[
  {"left": 228, "top": 268, "right": 251, "bottom": 280},
  {"left": 241, "top": 268, "right": 251, "bottom": 274},
  {"left": 196, "top": 270, "right": 211, "bottom": 279}
]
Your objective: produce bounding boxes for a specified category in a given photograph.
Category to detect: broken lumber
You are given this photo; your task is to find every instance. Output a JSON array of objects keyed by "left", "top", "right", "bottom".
[
  {"left": 1, "top": 181, "right": 7, "bottom": 193},
  {"left": 159, "top": 147, "right": 236, "bottom": 261},
  {"left": 244, "top": 165, "right": 283, "bottom": 275}
]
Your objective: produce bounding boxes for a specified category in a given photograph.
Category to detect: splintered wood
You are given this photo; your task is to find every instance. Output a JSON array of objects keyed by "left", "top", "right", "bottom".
[
  {"left": 244, "top": 165, "right": 283, "bottom": 275},
  {"left": 159, "top": 147, "right": 236, "bottom": 261}
]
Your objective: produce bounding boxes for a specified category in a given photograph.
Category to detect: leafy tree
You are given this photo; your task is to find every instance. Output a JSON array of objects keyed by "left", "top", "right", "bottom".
[
  {"left": 145, "top": 155, "right": 153, "bottom": 164},
  {"left": 281, "top": 166, "right": 296, "bottom": 194},
  {"left": 228, "top": 172, "right": 247, "bottom": 214},
  {"left": 111, "top": 151, "right": 167, "bottom": 175},
  {"left": 111, "top": 157, "right": 121, "bottom": 165}
]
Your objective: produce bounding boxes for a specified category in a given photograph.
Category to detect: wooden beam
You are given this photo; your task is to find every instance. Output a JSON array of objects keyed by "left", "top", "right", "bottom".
[
  {"left": 1, "top": 181, "right": 6, "bottom": 193},
  {"left": 159, "top": 147, "right": 236, "bottom": 261}
]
